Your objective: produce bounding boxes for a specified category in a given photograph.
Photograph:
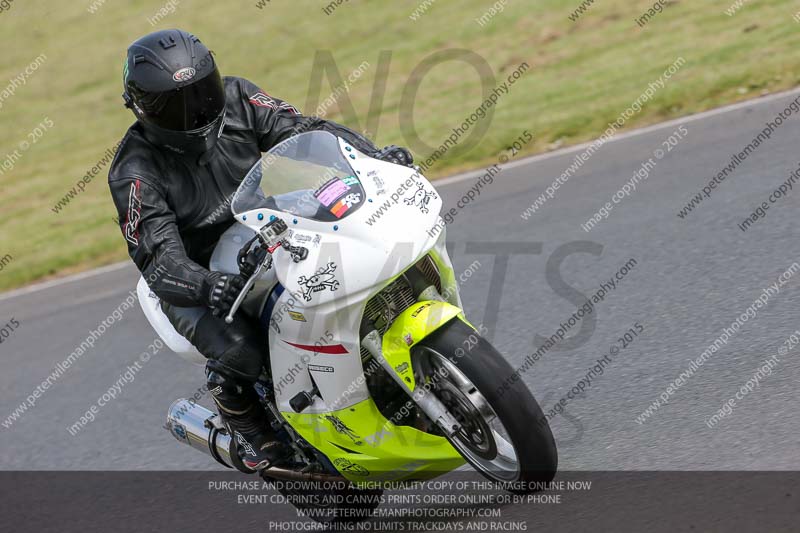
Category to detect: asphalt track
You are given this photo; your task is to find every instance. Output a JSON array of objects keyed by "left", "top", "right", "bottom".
[{"left": 1, "top": 89, "right": 799, "bottom": 531}]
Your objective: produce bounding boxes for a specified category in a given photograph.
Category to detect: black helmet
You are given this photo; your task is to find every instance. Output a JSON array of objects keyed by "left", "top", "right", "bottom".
[{"left": 123, "top": 29, "right": 225, "bottom": 156}]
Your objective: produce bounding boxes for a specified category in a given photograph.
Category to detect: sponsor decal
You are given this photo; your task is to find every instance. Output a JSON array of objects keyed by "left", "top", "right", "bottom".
[
  {"left": 283, "top": 340, "right": 348, "bottom": 354},
  {"left": 124, "top": 180, "right": 142, "bottom": 246},
  {"left": 308, "top": 364, "right": 334, "bottom": 373},
  {"left": 403, "top": 333, "right": 414, "bottom": 346},
  {"left": 330, "top": 199, "right": 349, "bottom": 218},
  {"left": 368, "top": 170, "right": 386, "bottom": 194},
  {"left": 411, "top": 302, "right": 432, "bottom": 318},
  {"left": 342, "top": 192, "right": 361, "bottom": 207},
  {"left": 314, "top": 177, "right": 350, "bottom": 207},
  {"left": 342, "top": 175, "right": 360, "bottom": 186},
  {"left": 297, "top": 262, "right": 340, "bottom": 301},
  {"left": 172, "top": 67, "right": 196, "bottom": 83},
  {"left": 404, "top": 182, "right": 436, "bottom": 214},
  {"left": 287, "top": 230, "right": 322, "bottom": 248},
  {"left": 288, "top": 310, "right": 306, "bottom": 322},
  {"left": 395, "top": 362, "right": 409, "bottom": 374},
  {"left": 170, "top": 422, "right": 188, "bottom": 442},
  {"left": 325, "top": 416, "right": 363, "bottom": 445},
  {"left": 332, "top": 457, "right": 370, "bottom": 476},
  {"left": 248, "top": 91, "right": 299, "bottom": 114},
  {"left": 314, "top": 177, "right": 361, "bottom": 218}
]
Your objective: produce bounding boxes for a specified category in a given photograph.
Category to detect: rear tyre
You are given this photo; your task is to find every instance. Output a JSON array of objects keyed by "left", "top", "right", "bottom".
[{"left": 412, "top": 318, "right": 557, "bottom": 491}]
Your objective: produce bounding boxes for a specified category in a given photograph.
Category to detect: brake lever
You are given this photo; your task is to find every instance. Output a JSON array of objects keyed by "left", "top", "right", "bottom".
[
  {"left": 225, "top": 218, "right": 289, "bottom": 324},
  {"left": 225, "top": 254, "right": 272, "bottom": 324}
]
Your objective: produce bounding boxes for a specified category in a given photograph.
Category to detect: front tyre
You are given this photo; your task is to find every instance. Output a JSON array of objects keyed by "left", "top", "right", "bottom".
[{"left": 412, "top": 319, "right": 557, "bottom": 490}]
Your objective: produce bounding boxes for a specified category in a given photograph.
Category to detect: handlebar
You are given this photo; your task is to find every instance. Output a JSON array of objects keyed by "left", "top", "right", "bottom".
[{"left": 223, "top": 217, "right": 308, "bottom": 324}]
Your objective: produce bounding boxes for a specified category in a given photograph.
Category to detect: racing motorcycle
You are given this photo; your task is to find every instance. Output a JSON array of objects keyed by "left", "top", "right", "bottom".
[{"left": 138, "top": 130, "right": 557, "bottom": 523}]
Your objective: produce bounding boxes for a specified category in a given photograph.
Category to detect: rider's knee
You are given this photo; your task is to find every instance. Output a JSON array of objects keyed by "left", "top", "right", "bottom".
[
  {"left": 218, "top": 337, "right": 264, "bottom": 382},
  {"left": 210, "top": 322, "right": 266, "bottom": 381},
  {"left": 194, "top": 312, "right": 267, "bottom": 381}
]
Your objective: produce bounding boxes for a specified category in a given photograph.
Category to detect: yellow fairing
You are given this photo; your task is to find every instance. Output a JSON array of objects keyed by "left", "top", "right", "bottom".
[
  {"left": 283, "top": 398, "right": 463, "bottom": 482},
  {"left": 282, "top": 301, "right": 466, "bottom": 482},
  {"left": 381, "top": 300, "right": 462, "bottom": 391}
]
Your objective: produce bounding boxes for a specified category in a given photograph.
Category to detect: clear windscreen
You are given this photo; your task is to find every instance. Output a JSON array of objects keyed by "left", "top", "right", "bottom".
[{"left": 231, "top": 131, "right": 366, "bottom": 222}]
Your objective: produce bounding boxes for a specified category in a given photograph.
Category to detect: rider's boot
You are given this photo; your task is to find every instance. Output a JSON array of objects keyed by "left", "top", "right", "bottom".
[{"left": 207, "top": 369, "right": 290, "bottom": 472}]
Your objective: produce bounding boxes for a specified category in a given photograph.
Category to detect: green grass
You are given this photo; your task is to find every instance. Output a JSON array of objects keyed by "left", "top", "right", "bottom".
[{"left": 1, "top": 0, "right": 799, "bottom": 290}]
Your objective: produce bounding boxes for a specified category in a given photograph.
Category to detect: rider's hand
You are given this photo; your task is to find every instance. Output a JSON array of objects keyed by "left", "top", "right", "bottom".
[
  {"left": 203, "top": 271, "right": 247, "bottom": 316},
  {"left": 375, "top": 145, "right": 414, "bottom": 167}
]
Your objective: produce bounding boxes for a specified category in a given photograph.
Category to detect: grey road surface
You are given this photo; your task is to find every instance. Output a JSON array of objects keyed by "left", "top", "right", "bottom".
[{"left": 1, "top": 89, "right": 799, "bottom": 530}]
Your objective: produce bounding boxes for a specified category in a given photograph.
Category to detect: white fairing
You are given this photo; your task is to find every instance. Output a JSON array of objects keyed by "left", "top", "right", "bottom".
[
  {"left": 233, "top": 135, "right": 449, "bottom": 414},
  {"left": 138, "top": 131, "right": 458, "bottom": 416},
  {"left": 136, "top": 276, "right": 205, "bottom": 365},
  {"left": 209, "top": 223, "right": 256, "bottom": 274}
]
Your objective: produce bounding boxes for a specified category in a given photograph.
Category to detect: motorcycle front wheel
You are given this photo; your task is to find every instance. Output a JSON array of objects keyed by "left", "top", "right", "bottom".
[{"left": 412, "top": 319, "right": 557, "bottom": 490}]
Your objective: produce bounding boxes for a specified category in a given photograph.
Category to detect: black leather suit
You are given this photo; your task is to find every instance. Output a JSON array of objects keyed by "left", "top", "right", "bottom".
[{"left": 108, "top": 76, "right": 379, "bottom": 380}]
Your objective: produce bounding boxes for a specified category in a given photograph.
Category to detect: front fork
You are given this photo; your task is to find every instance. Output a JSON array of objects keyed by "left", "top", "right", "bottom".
[
  {"left": 358, "top": 262, "right": 471, "bottom": 437},
  {"left": 360, "top": 330, "right": 463, "bottom": 438}
]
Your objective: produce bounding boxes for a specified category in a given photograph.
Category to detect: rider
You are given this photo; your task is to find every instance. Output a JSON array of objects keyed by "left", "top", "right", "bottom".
[{"left": 108, "top": 29, "right": 413, "bottom": 472}]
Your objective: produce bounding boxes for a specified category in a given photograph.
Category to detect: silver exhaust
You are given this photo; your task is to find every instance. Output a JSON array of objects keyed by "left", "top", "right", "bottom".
[
  {"left": 165, "top": 399, "right": 234, "bottom": 469},
  {"left": 164, "top": 398, "right": 346, "bottom": 483}
]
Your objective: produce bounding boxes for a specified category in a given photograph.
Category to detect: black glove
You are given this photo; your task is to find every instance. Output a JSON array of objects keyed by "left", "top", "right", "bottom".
[
  {"left": 203, "top": 271, "right": 247, "bottom": 316},
  {"left": 375, "top": 145, "right": 414, "bottom": 167}
]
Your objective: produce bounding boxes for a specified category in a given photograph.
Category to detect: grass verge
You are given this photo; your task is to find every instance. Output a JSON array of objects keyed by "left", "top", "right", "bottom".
[{"left": 1, "top": 0, "right": 799, "bottom": 290}]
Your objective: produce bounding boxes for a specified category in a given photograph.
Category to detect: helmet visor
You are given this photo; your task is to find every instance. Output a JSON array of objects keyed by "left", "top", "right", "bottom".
[{"left": 141, "top": 68, "right": 225, "bottom": 132}]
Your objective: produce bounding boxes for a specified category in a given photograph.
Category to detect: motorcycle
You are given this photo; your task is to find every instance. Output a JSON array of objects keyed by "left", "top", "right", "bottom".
[{"left": 138, "top": 130, "right": 557, "bottom": 523}]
